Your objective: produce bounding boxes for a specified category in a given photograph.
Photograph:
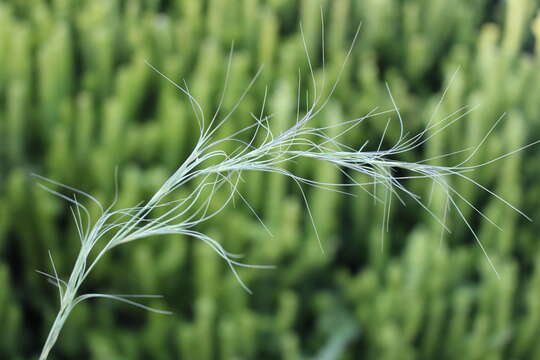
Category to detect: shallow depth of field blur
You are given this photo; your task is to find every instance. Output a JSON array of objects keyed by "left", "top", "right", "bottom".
[{"left": 1, "top": 0, "right": 540, "bottom": 359}]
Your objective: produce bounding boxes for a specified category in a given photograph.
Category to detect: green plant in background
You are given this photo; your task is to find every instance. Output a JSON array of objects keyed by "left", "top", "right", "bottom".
[
  {"left": 35, "top": 27, "right": 536, "bottom": 358},
  {"left": 1, "top": 0, "right": 540, "bottom": 359}
]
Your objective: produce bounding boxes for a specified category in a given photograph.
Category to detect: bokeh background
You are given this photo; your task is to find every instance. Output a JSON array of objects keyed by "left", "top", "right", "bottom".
[{"left": 1, "top": 0, "right": 540, "bottom": 359}]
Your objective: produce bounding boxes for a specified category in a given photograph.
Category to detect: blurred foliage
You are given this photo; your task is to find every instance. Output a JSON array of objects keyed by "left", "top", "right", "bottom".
[{"left": 1, "top": 0, "right": 540, "bottom": 359}]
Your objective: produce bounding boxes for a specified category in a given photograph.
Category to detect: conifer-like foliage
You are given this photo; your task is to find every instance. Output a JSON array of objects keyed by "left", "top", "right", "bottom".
[{"left": 1, "top": 0, "right": 540, "bottom": 359}]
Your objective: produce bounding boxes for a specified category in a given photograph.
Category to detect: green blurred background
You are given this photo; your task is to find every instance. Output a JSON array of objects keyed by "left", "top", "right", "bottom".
[{"left": 1, "top": 0, "right": 540, "bottom": 359}]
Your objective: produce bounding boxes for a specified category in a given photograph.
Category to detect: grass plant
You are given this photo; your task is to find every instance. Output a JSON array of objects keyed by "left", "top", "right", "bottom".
[{"left": 33, "top": 24, "right": 538, "bottom": 359}]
